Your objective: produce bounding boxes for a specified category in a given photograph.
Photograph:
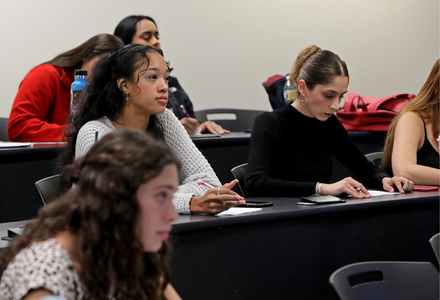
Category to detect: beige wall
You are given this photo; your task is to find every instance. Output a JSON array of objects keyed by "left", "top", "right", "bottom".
[{"left": 0, "top": 0, "right": 438, "bottom": 117}]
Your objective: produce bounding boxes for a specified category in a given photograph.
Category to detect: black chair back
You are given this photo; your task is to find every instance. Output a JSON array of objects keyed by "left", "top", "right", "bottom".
[
  {"left": 231, "top": 163, "right": 247, "bottom": 196},
  {"left": 330, "top": 261, "right": 440, "bottom": 300},
  {"left": 0, "top": 117, "right": 9, "bottom": 141},
  {"left": 429, "top": 233, "right": 440, "bottom": 263},
  {"left": 35, "top": 174, "right": 61, "bottom": 206},
  {"left": 365, "top": 151, "right": 383, "bottom": 167}
]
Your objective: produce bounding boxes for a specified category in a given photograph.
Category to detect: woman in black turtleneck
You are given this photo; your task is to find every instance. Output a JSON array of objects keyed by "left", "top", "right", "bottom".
[{"left": 245, "top": 45, "right": 414, "bottom": 198}]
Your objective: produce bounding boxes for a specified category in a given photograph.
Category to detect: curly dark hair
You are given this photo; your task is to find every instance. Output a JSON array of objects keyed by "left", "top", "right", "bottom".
[
  {"left": 2, "top": 129, "right": 181, "bottom": 300},
  {"left": 59, "top": 44, "right": 167, "bottom": 174}
]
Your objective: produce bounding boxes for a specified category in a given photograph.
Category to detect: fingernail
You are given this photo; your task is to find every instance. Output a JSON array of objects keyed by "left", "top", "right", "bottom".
[{"left": 239, "top": 200, "right": 246, "bottom": 204}]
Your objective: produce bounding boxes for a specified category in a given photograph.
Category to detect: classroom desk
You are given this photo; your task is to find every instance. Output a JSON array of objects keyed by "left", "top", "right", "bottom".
[
  {"left": 0, "top": 131, "right": 385, "bottom": 222},
  {"left": 1, "top": 191, "right": 437, "bottom": 298},
  {"left": 0, "top": 143, "right": 64, "bottom": 223},
  {"left": 169, "top": 191, "right": 439, "bottom": 300}
]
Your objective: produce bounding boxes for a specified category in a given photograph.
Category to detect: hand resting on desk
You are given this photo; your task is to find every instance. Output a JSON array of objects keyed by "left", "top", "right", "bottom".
[
  {"left": 321, "top": 176, "right": 414, "bottom": 199},
  {"left": 197, "top": 120, "right": 230, "bottom": 135},
  {"left": 321, "top": 177, "right": 371, "bottom": 199},
  {"left": 190, "top": 179, "right": 245, "bottom": 214},
  {"left": 180, "top": 117, "right": 230, "bottom": 135},
  {"left": 382, "top": 176, "right": 414, "bottom": 193}
]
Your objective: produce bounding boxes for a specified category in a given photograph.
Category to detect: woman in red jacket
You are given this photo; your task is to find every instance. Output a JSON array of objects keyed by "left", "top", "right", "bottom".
[{"left": 8, "top": 33, "right": 124, "bottom": 142}]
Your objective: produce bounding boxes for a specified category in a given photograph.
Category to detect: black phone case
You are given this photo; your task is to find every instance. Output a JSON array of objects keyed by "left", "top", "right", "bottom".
[
  {"left": 236, "top": 201, "right": 273, "bottom": 207},
  {"left": 298, "top": 195, "right": 345, "bottom": 205}
]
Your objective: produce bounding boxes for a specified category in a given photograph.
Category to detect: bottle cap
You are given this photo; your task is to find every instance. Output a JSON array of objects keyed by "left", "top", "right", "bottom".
[{"left": 74, "top": 69, "right": 88, "bottom": 76}]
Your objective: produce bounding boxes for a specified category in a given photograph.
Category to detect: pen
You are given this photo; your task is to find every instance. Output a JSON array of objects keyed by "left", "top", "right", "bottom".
[
  {"left": 95, "top": 131, "right": 98, "bottom": 143},
  {"left": 180, "top": 105, "right": 191, "bottom": 118},
  {"left": 197, "top": 179, "right": 215, "bottom": 189}
]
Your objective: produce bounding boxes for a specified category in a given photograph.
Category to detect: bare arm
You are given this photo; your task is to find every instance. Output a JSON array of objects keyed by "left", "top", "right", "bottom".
[
  {"left": 22, "top": 288, "right": 55, "bottom": 300},
  {"left": 392, "top": 112, "right": 439, "bottom": 185},
  {"left": 164, "top": 284, "right": 182, "bottom": 300}
]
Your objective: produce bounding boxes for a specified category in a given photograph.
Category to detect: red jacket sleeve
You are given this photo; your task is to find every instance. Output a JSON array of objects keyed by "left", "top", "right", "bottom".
[{"left": 8, "top": 65, "right": 72, "bottom": 142}]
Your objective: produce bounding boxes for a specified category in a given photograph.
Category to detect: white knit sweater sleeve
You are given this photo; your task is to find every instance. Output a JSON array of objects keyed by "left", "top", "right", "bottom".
[
  {"left": 75, "top": 117, "right": 115, "bottom": 158},
  {"left": 158, "top": 109, "right": 221, "bottom": 214}
]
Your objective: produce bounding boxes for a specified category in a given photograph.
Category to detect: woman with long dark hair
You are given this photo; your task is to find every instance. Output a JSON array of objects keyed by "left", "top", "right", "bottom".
[
  {"left": 382, "top": 59, "right": 439, "bottom": 185},
  {"left": 61, "top": 43, "right": 244, "bottom": 215},
  {"left": 8, "top": 33, "right": 124, "bottom": 142},
  {"left": 1, "top": 128, "right": 182, "bottom": 299},
  {"left": 114, "top": 15, "right": 230, "bottom": 135},
  {"left": 245, "top": 45, "right": 414, "bottom": 198}
]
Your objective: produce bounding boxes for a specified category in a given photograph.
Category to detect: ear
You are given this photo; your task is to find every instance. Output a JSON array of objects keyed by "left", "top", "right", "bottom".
[
  {"left": 117, "top": 77, "right": 129, "bottom": 94},
  {"left": 297, "top": 79, "right": 307, "bottom": 96}
]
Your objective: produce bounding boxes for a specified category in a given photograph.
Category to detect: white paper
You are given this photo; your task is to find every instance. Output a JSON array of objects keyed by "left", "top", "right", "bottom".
[
  {"left": 368, "top": 190, "right": 400, "bottom": 196},
  {"left": 216, "top": 207, "right": 262, "bottom": 216},
  {"left": 346, "top": 190, "right": 400, "bottom": 198},
  {"left": 0, "top": 142, "right": 33, "bottom": 148}
]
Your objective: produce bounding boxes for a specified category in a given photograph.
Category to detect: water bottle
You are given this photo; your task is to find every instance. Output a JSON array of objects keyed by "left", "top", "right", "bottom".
[
  {"left": 70, "top": 70, "right": 88, "bottom": 118},
  {"left": 283, "top": 75, "right": 298, "bottom": 105}
]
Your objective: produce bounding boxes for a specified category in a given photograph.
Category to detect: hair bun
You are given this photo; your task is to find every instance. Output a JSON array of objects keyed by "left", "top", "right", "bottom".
[{"left": 290, "top": 45, "right": 322, "bottom": 84}]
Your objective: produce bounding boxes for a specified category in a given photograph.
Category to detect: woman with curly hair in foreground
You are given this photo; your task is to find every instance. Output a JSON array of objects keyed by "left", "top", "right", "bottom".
[{"left": 0, "top": 128, "right": 182, "bottom": 300}]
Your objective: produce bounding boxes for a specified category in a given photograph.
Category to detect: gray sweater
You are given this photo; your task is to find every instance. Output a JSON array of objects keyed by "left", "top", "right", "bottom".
[{"left": 76, "top": 109, "right": 221, "bottom": 214}]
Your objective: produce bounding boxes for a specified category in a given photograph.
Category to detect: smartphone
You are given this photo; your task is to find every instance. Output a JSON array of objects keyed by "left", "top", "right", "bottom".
[
  {"left": 413, "top": 185, "right": 439, "bottom": 191},
  {"left": 236, "top": 201, "right": 273, "bottom": 207},
  {"left": 298, "top": 195, "right": 346, "bottom": 206}
]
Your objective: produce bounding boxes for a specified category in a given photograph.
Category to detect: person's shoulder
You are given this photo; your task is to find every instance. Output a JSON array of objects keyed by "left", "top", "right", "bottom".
[
  {"left": 3, "top": 239, "right": 72, "bottom": 280},
  {"left": 24, "top": 64, "right": 62, "bottom": 81},
  {"left": 259, "top": 106, "right": 295, "bottom": 124},
  {"left": 77, "top": 117, "right": 114, "bottom": 146},
  {"left": 398, "top": 111, "right": 423, "bottom": 125},
  {"left": 157, "top": 109, "right": 177, "bottom": 122},
  {"left": 257, "top": 110, "right": 277, "bottom": 121},
  {"left": 80, "top": 117, "right": 113, "bottom": 132},
  {"left": 1, "top": 239, "right": 83, "bottom": 299},
  {"left": 29, "top": 64, "right": 64, "bottom": 76},
  {"left": 22, "top": 239, "right": 68, "bottom": 261}
]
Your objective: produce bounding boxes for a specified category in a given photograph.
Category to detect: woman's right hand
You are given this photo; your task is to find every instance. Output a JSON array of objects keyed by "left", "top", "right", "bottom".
[
  {"left": 321, "top": 177, "right": 371, "bottom": 198},
  {"left": 189, "top": 185, "right": 245, "bottom": 214}
]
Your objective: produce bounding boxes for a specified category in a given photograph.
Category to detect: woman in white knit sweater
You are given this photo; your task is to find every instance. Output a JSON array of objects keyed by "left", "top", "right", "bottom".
[{"left": 62, "top": 44, "right": 244, "bottom": 214}]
